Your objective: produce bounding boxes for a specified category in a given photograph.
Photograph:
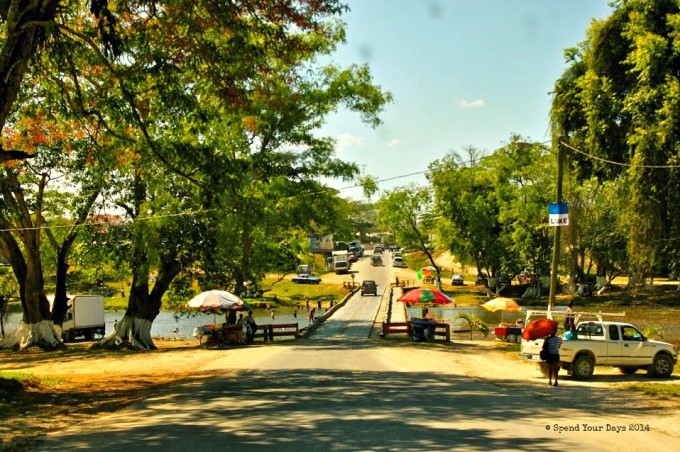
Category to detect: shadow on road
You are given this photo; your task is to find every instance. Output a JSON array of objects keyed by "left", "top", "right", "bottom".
[{"left": 40, "top": 361, "right": 673, "bottom": 451}]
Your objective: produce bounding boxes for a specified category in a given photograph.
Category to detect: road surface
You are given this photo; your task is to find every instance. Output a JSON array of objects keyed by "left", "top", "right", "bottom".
[{"left": 37, "top": 251, "right": 679, "bottom": 451}]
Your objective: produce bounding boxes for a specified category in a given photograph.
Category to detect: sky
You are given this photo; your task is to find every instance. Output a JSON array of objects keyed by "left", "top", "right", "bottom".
[{"left": 319, "top": 0, "right": 614, "bottom": 201}]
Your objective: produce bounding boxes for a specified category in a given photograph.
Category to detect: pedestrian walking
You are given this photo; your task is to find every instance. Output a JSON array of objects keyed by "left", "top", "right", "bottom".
[
  {"left": 543, "top": 331, "right": 563, "bottom": 386},
  {"left": 307, "top": 308, "right": 315, "bottom": 325}
]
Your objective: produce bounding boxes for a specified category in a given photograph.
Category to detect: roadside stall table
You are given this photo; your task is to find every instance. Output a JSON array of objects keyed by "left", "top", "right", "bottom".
[
  {"left": 493, "top": 326, "right": 524, "bottom": 343},
  {"left": 194, "top": 323, "right": 246, "bottom": 347},
  {"left": 410, "top": 318, "right": 436, "bottom": 342}
]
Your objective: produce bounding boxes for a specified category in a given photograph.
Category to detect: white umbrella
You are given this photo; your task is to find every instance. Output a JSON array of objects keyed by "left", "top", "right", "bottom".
[{"left": 185, "top": 290, "right": 250, "bottom": 312}]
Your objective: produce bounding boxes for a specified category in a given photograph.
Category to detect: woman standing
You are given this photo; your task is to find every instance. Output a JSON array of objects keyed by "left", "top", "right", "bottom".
[
  {"left": 543, "top": 332, "right": 563, "bottom": 386},
  {"left": 564, "top": 301, "right": 575, "bottom": 333}
]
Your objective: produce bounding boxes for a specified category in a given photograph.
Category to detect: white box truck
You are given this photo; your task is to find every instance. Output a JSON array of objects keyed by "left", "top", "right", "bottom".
[
  {"left": 332, "top": 250, "right": 349, "bottom": 274},
  {"left": 61, "top": 294, "right": 106, "bottom": 342}
]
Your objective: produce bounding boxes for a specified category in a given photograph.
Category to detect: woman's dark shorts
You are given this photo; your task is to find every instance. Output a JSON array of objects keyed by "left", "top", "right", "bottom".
[{"left": 546, "top": 353, "right": 560, "bottom": 364}]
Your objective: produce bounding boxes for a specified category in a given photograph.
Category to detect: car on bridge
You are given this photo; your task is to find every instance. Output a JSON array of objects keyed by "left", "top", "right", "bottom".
[
  {"left": 291, "top": 274, "right": 322, "bottom": 284},
  {"left": 392, "top": 256, "right": 406, "bottom": 267},
  {"left": 361, "top": 280, "right": 378, "bottom": 296}
]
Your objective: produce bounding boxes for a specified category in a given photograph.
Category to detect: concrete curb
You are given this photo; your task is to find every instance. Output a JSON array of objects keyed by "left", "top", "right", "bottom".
[{"left": 298, "top": 288, "right": 358, "bottom": 339}]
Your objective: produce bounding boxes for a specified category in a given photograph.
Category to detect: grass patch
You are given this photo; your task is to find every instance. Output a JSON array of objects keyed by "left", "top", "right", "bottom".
[
  {"left": 627, "top": 382, "right": 680, "bottom": 399},
  {"left": 0, "top": 371, "right": 63, "bottom": 387},
  {"left": 259, "top": 278, "right": 349, "bottom": 306},
  {"left": 494, "top": 342, "right": 521, "bottom": 354}
]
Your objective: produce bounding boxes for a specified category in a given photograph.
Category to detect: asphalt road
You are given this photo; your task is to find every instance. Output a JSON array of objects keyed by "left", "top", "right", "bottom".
[{"left": 37, "top": 252, "right": 679, "bottom": 451}]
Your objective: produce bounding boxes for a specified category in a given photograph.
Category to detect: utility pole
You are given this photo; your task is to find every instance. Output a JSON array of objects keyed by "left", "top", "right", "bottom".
[{"left": 547, "top": 143, "right": 564, "bottom": 312}]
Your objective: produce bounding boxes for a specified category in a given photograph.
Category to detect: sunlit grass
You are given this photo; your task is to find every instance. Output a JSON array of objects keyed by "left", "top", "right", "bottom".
[
  {"left": 0, "top": 371, "right": 63, "bottom": 386},
  {"left": 260, "top": 277, "right": 349, "bottom": 305},
  {"left": 627, "top": 382, "right": 680, "bottom": 399}
]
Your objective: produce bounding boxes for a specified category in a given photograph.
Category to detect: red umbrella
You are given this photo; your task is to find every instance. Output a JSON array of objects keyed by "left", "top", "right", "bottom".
[
  {"left": 397, "top": 288, "right": 453, "bottom": 304},
  {"left": 521, "top": 318, "right": 558, "bottom": 340}
]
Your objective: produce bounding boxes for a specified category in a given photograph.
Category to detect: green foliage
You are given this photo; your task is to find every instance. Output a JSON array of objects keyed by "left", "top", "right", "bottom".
[
  {"left": 0, "top": 0, "right": 391, "bottom": 333},
  {"left": 455, "top": 312, "right": 490, "bottom": 340},
  {"left": 551, "top": 0, "right": 680, "bottom": 280},
  {"left": 642, "top": 324, "right": 664, "bottom": 340},
  {"left": 376, "top": 185, "right": 433, "bottom": 250},
  {"left": 430, "top": 137, "right": 554, "bottom": 279}
]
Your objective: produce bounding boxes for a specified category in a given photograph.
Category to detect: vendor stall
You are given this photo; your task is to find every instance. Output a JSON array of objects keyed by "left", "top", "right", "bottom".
[
  {"left": 411, "top": 319, "right": 436, "bottom": 342},
  {"left": 194, "top": 323, "right": 246, "bottom": 347},
  {"left": 493, "top": 325, "right": 523, "bottom": 343}
]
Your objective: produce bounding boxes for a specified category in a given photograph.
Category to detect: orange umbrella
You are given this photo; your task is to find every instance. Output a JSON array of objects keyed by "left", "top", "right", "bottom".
[
  {"left": 482, "top": 297, "right": 521, "bottom": 323},
  {"left": 482, "top": 297, "right": 521, "bottom": 312},
  {"left": 522, "top": 318, "right": 558, "bottom": 340}
]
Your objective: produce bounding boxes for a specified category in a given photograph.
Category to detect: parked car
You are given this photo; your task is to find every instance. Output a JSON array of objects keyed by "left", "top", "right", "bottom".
[
  {"left": 371, "top": 255, "right": 383, "bottom": 266},
  {"left": 361, "top": 280, "right": 378, "bottom": 296},
  {"left": 348, "top": 253, "right": 358, "bottom": 263},
  {"left": 349, "top": 245, "right": 363, "bottom": 257},
  {"left": 291, "top": 273, "right": 322, "bottom": 284},
  {"left": 497, "top": 273, "right": 512, "bottom": 286},
  {"left": 392, "top": 256, "right": 406, "bottom": 267},
  {"left": 475, "top": 274, "right": 488, "bottom": 286},
  {"left": 451, "top": 273, "right": 464, "bottom": 286}
]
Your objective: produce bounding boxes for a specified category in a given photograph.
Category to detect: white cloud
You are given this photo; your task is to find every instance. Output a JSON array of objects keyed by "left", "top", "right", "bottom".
[
  {"left": 335, "top": 133, "right": 364, "bottom": 152},
  {"left": 459, "top": 99, "right": 485, "bottom": 108},
  {"left": 387, "top": 139, "right": 402, "bottom": 148}
]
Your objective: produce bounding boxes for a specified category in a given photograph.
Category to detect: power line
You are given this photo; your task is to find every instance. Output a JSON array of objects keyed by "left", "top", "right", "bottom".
[
  {"left": 560, "top": 141, "right": 680, "bottom": 169},
  {"left": 1, "top": 140, "right": 677, "bottom": 234}
]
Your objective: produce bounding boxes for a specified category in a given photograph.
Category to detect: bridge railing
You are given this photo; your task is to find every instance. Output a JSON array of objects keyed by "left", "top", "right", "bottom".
[
  {"left": 381, "top": 321, "right": 450, "bottom": 342},
  {"left": 253, "top": 323, "right": 299, "bottom": 342}
]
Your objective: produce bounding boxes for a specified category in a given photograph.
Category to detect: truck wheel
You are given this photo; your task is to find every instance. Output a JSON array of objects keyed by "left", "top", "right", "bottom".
[
  {"left": 573, "top": 355, "right": 595, "bottom": 380},
  {"left": 649, "top": 354, "right": 674, "bottom": 378},
  {"left": 619, "top": 366, "right": 638, "bottom": 375}
]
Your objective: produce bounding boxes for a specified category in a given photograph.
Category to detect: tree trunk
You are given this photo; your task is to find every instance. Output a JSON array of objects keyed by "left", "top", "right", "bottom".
[
  {"left": 51, "top": 247, "right": 71, "bottom": 327},
  {"left": 0, "top": 1, "right": 59, "bottom": 135}
]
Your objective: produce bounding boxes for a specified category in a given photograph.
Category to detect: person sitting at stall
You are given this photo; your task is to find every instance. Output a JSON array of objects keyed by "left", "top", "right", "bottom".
[
  {"left": 515, "top": 318, "right": 524, "bottom": 327},
  {"left": 244, "top": 310, "right": 257, "bottom": 342}
]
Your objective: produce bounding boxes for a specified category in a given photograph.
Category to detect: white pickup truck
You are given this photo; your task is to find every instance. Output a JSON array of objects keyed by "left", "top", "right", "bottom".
[{"left": 521, "top": 320, "right": 677, "bottom": 380}]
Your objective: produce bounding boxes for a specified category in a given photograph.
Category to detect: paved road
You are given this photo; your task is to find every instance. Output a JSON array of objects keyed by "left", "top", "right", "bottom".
[
  {"left": 37, "top": 251, "right": 679, "bottom": 451},
  {"left": 310, "top": 250, "right": 394, "bottom": 342}
]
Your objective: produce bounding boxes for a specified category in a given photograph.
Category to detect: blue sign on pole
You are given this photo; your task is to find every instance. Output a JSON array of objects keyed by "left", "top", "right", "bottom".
[{"left": 548, "top": 203, "right": 569, "bottom": 226}]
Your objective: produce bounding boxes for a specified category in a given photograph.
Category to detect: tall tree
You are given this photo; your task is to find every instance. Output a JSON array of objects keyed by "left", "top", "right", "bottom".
[
  {"left": 376, "top": 185, "right": 443, "bottom": 290},
  {"left": 2, "top": 1, "right": 392, "bottom": 350},
  {"left": 551, "top": 0, "right": 680, "bottom": 284}
]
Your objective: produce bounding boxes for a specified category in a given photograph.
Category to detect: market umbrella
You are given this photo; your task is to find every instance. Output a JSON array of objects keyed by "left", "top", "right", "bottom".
[
  {"left": 521, "top": 318, "right": 558, "bottom": 341},
  {"left": 417, "top": 266, "right": 437, "bottom": 280},
  {"left": 397, "top": 287, "right": 452, "bottom": 304},
  {"left": 185, "top": 290, "right": 251, "bottom": 312},
  {"left": 482, "top": 297, "right": 521, "bottom": 323}
]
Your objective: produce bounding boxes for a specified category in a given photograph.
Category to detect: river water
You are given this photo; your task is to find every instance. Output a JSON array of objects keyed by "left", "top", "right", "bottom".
[{"left": 4, "top": 303, "right": 680, "bottom": 347}]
